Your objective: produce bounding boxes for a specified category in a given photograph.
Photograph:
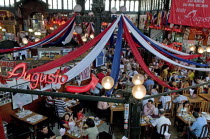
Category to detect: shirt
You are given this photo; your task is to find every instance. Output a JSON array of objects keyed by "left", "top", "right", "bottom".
[
  {"left": 159, "top": 96, "right": 171, "bottom": 109},
  {"left": 143, "top": 104, "right": 155, "bottom": 116},
  {"left": 190, "top": 117, "right": 207, "bottom": 137},
  {"left": 173, "top": 95, "right": 188, "bottom": 103},
  {"left": 83, "top": 126, "right": 99, "bottom": 139},
  {"left": 97, "top": 101, "right": 109, "bottom": 110},
  {"left": 77, "top": 112, "right": 84, "bottom": 120},
  {"left": 54, "top": 99, "right": 68, "bottom": 117},
  {"left": 143, "top": 79, "right": 154, "bottom": 90},
  {"left": 152, "top": 116, "right": 171, "bottom": 134}
]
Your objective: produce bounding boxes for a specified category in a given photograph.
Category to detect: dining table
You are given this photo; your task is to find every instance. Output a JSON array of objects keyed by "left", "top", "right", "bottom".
[
  {"left": 110, "top": 103, "right": 125, "bottom": 124},
  {"left": 11, "top": 110, "right": 48, "bottom": 127},
  {"left": 65, "top": 117, "right": 105, "bottom": 139},
  {"left": 199, "top": 94, "right": 210, "bottom": 101}
]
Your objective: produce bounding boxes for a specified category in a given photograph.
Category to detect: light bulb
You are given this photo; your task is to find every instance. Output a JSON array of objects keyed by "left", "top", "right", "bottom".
[
  {"left": 198, "top": 47, "right": 204, "bottom": 54},
  {"left": 101, "top": 76, "right": 114, "bottom": 90},
  {"left": 132, "top": 74, "right": 144, "bottom": 85},
  {"left": 132, "top": 85, "right": 146, "bottom": 99}
]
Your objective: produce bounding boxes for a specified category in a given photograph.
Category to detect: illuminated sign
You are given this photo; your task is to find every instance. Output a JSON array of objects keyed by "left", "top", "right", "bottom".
[{"left": 6, "top": 63, "right": 68, "bottom": 89}]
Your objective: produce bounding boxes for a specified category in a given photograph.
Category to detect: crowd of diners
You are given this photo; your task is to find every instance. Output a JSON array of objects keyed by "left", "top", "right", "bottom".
[{"left": 6, "top": 41, "right": 210, "bottom": 139}]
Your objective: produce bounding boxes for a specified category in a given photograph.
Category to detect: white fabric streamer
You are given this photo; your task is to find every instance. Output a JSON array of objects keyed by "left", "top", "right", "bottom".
[
  {"left": 124, "top": 16, "right": 210, "bottom": 72},
  {"left": 64, "top": 15, "right": 121, "bottom": 81},
  {"left": 146, "top": 36, "right": 189, "bottom": 55},
  {"left": 62, "top": 23, "right": 75, "bottom": 45}
]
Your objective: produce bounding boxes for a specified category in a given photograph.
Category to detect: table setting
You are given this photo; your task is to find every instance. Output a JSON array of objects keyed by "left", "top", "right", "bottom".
[
  {"left": 26, "top": 114, "right": 43, "bottom": 123},
  {"left": 66, "top": 100, "right": 77, "bottom": 107},
  {"left": 201, "top": 112, "right": 210, "bottom": 120},
  {"left": 16, "top": 110, "right": 32, "bottom": 118}
]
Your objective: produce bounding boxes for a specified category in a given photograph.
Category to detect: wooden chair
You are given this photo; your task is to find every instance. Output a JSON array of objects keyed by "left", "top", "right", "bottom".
[
  {"left": 196, "top": 87, "right": 202, "bottom": 95},
  {"left": 165, "top": 101, "right": 172, "bottom": 118},
  {"left": 158, "top": 124, "right": 170, "bottom": 139},
  {"left": 200, "top": 101, "right": 208, "bottom": 112},
  {"left": 196, "top": 124, "right": 210, "bottom": 139}
]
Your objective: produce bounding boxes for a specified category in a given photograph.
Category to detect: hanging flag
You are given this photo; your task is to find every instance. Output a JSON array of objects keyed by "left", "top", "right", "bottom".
[
  {"left": 80, "top": 66, "right": 91, "bottom": 81},
  {"left": 169, "top": 0, "right": 210, "bottom": 28}
]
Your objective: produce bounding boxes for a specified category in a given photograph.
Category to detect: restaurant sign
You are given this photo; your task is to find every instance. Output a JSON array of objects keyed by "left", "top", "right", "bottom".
[
  {"left": 0, "top": 61, "right": 16, "bottom": 67},
  {"left": 6, "top": 63, "right": 68, "bottom": 89}
]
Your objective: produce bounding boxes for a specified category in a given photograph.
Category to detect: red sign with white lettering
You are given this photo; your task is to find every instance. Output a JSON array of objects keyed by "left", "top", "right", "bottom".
[
  {"left": 169, "top": 0, "right": 210, "bottom": 28},
  {"left": 6, "top": 63, "right": 68, "bottom": 89},
  {"left": 0, "top": 61, "right": 16, "bottom": 68}
]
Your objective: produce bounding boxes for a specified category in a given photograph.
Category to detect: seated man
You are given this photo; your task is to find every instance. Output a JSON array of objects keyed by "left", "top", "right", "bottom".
[
  {"left": 143, "top": 100, "right": 155, "bottom": 116},
  {"left": 54, "top": 97, "right": 72, "bottom": 117},
  {"left": 37, "top": 125, "right": 56, "bottom": 139},
  {"left": 188, "top": 111, "right": 207, "bottom": 139},
  {"left": 173, "top": 92, "right": 188, "bottom": 104},
  {"left": 151, "top": 110, "right": 171, "bottom": 135}
]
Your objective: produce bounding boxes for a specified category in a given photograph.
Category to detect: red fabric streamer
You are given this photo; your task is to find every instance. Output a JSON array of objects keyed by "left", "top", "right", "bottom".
[
  {"left": 27, "top": 20, "right": 116, "bottom": 73},
  {"left": 66, "top": 74, "right": 98, "bottom": 93},
  {"left": 123, "top": 19, "right": 175, "bottom": 90},
  {"left": 0, "top": 16, "right": 75, "bottom": 53}
]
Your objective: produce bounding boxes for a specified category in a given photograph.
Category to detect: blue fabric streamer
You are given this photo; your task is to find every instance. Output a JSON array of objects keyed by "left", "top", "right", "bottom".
[
  {"left": 107, "top": 17, "right": 123, "bottom": 96},
  {"left": 109, "top": 34, "right": 114, "bottom": 48},
  {"left": 50, "top": 20, "right": 74, "bottom": 45},
  {"left": 124, "top": 16, "right": 208, "bottom": 67}
]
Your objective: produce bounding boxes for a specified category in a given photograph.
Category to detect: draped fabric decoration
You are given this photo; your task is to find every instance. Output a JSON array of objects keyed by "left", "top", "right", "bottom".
[
  {"left": 27, "top": 20, "right": 117, "bottom": 73},
  {"left": 130, "top": 20, "right": 207, "bottom": 67},
  {"left": 64, "top": 16, "right": 121, "bottom": 81},
  {"left": 123, "top": 18, "right": 176, "bottom": 90},
  {"left": 124, "top": 17, "right": 210, "bottom": 72},
  {"left": 0, "top": 16, "right": 75, "bottom": 53},
  {"left": 107, "top": 17, "right": 123, "bottom": 96}
]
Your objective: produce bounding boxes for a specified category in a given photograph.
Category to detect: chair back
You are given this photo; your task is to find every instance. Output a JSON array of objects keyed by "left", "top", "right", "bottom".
[
  {"left": 160, "top": 124, "right": 170, "bottom": 135},
  {"left": 199, "top": 124, "right": 209, "bottom": 138},
  {"left": 165, "top": 101, "right": 172, "bottom": 118},
  {"left": 196, "top": 87, "right": 202, "bottom": 95},
  {"left": 97, "top": 131, "right": 112, "bottom": 139},
  {"left": 200, "top": 101, "right": 208, "bottom": 113}
]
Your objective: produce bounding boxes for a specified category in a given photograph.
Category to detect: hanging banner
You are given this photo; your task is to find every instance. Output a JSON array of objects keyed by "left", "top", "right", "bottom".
[
  {"left": 80, "top": 66, "right": 91, "bottom": 81},
  {"left": 96, "top": 51, "right": 105, "bottom": 67},
  {"left": 169, "top": 0, "right": 210, "bottom": 28}
]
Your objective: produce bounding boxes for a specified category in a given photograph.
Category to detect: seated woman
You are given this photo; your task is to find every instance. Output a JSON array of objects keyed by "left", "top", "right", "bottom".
[
  {"left": 151, "top": 84, "right": 158, "bottom": 95},
  {"left": 61, "top": 113, "right": 76, "bottom": 130},
  {"left": 80, "top": 118, "right": 99, "bottom": 139},
  {"left": 177, "top": 101, "right": 190, "bottom": 114},
  {"left": 76, "top": 106, "right": 86, "bottom": 122}
]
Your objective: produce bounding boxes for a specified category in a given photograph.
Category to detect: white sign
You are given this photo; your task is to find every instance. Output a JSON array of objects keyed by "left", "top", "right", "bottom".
[{"left": 80, "top": 66, "right": 91, "bottom": 81}]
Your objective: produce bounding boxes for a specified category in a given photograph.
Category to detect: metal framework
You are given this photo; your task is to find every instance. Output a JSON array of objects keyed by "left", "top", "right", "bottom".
[{"left": 0, "top": 0, "right": 171, "bottom": 13}]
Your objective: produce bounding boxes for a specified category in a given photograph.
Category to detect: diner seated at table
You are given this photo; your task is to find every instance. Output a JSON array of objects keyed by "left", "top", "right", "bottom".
[
  {"left": 176, "top": 101, "right": 190, "bottom": 114},
  {"left": 80, "top": 118, "right": 99, "bottom": 139},
  {"left": 143, "top": 100, "right": 155, "bottom": 116},
  {"left": 143, "top": 77, "right": 154, "bottom": 91},
  {"left": 97, "top": 95, "right": 113, "bottom": 115},
  {"left": 151, "top": 110, "right": 171, "bottom": 135},
  {"left": 142, "top": 95, "right": 155, "bottom": 107},
  {"left": 187, "top": 111, "right": 208, "bottom": 139},
  {"left": 76, "top": 106, "right": 86, "bottom": 122},
  {"left": 60, "top": 113, "right": 76, "bottom": 130},
  {"left": 159, "top": 94, "right": 171, "bottom": 109},
  {"left": 36, "top": 125, "right": 56, "bottom": 139},
  {"left": 54, "top": 97, "right": 72, "bottom": 117},
  {"left": 173, "top": 91, "right": 188, "bottom": 104},
  {"left": 151, "top": 84, "right": 158, "bottom": 96},
  {"left": 45, "top": 96, "right": 54, "bottom": 107}
]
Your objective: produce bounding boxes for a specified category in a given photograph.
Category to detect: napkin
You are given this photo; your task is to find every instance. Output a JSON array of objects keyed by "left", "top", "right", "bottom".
[{"left": 59, "top": 128, "right": 66, "bottom": 136}]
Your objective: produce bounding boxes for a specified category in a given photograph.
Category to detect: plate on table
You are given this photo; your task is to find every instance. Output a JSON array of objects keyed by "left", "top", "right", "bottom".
[
  {"left": 111, "top": 106, "right": 116, "bottom": 108},
  {"left": 201, "top": 112, "right": 207, "bottom": 115},
  {"left": 89, "top": 116, "right": 94, "bottom": 119}
]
